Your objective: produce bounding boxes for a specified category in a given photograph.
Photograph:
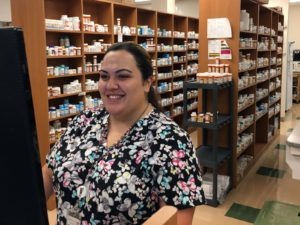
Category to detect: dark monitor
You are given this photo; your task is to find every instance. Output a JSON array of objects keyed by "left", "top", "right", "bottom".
[
  {"left": 293, "top": 49, "right": 300, "bottom": 62},
  {"left": 0, "top": 27, "right": 49, "bottom": 225}
]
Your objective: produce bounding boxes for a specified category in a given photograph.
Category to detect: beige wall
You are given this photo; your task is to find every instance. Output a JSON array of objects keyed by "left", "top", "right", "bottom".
[
  {"left": 175, "top": 0, "right": 198, "bottom": 17},
  {"left": 137, "top": 0, "right": 198, "bottom": 18},
  {"left": 0, "top": 0, "right": 11, "bottom": 22},
  {"left": 288, "top": 5, "right": 300, "bottom": 49}
]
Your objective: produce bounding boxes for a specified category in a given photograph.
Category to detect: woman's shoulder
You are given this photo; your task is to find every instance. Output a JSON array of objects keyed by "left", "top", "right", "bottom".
[{"left": 149, "top": 109, "right": 189, "bottom": 138}]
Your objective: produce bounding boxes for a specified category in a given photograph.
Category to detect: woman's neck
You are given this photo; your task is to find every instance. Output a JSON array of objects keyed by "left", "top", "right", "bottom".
[
  {"left": 110, "top": 103, "right": 150, "bottom": 127},
  {"left": 106, "top": 103, "right": 151, "bottom": 147}
]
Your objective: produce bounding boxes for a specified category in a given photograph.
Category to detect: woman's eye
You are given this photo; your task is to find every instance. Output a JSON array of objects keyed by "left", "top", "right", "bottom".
[
  {"left": 118, "top": 74, "right": 130, "bottom": 80},
  {"left": 99, "top": 74, "right": 109, "bottom": 81}
]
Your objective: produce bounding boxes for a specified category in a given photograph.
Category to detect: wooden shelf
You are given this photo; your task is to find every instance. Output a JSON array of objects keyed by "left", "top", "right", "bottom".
[
  {"left": 12, "top": 0, "right": 200, "bottom": 163},
  {"left": 48, "top": 92, "right": 83, "bottom": 100},
  {"left": 240, "top": 30, "right": 257, "bottom": 34},
  {"left": 238, "top": 102, "right": 254, "bottom": 113},
  {"left": 236, "top": 141, "right": 254, "bottom": 158},
  {"left": 237, "top": 121, "right": 254, "bottom": 135},
  {"left": 84, "top": 52, "right": 105, "bottom": 55},
  {"left": 48, "top": 73, "right": 83, "bottom": 79},
  {"left": 47, "top": 55, "right": 83, "bottom": 59},
  {"left": 46, "top": 29, "right": 82, "bottom": 34},
  {"left": 269, "top": 97, "right": 281, "bottom": 107},
  {"left": 84, "top": 31, "right": 112, "bottom": 35},
  {"left": 49, "top": 112, "right": 80, "bottom": 122},
  {"left": 239, "top": 66, "right": 257, "bottom": 73},
  {"left": 256, "top": 111, "right": 268, "bottom": 122},
  {"left": 240, "top": 47, "right": 257, "bottom": 50},
  {"left": 199, "top": 0, "right": 283, "bottom": 188},
  {"left": 256, "top": 94, "right": 268, "bottom": 102},
  {"left": 238, "top": 82, "right": 256, "bottom": 91}
]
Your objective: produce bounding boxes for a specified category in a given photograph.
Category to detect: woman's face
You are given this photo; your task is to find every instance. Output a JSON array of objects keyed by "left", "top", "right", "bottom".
[{"left": 99, "top": 50, "right": 151, "bottom": 118}]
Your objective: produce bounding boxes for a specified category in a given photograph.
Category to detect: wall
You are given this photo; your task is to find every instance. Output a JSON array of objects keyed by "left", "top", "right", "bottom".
[
  {"left": 0, "top": 0, "right": 198, "bottom": 21},
  {"left": 175, "top": 0, "right": 198, "bottom": 17},
  {"left": 0, "top": 0, "right": 11, "bottom": 22},
  {"left": 152, "top": 0, "right": 175, "bottom": 13},
  {"left": 288, "top": 4, "right": 300, "bottom": 50},
  {"left": 137, "top": 0, "right": 198, "bottom": 18}
]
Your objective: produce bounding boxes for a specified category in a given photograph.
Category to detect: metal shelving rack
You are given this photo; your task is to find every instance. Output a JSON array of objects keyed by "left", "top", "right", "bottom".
[
  {"left": 293, "top": 72, "right": 300, "bottom": 103},
  {"left": 183, "top": 81, "right": 233, "bottom": 206}
]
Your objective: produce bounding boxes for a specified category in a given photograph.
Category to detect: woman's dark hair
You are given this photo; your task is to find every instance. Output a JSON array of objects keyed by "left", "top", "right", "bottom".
[{"left": 104, "top": 42, "right": 162, "bottom": 111}]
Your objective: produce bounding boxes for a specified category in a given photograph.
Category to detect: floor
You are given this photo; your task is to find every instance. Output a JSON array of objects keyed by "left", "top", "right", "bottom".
[{"left": 47, "top": 104, "right": 300, "bottom": 225}]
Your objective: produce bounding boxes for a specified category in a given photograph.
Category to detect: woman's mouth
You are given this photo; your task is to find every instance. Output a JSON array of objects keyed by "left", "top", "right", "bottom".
[{"left": 108, "top": 95, "right": 122, "bottom": 99}]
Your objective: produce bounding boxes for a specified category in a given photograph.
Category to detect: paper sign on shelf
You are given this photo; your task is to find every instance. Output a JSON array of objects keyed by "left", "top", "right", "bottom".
[
  {"left": 208, "top": 40, "right": 221, "bottom": 59},
  {"left": 208, "top": 39, "right": 232, "bottom": 60},
  {"left": 207, "top": 18, "right": 232, "bottom": 39}
]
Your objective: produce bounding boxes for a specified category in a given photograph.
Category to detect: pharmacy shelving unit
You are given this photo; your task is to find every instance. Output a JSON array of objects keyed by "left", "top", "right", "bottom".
[
  {"left": 183, "top": 81, "right": 233, "bottom": 206},
  {"left": 11, "top": 0, "right": 199, "bottom": 167},
  {"left": 199, "top": 0, "right": 284, "bottom": 186}
]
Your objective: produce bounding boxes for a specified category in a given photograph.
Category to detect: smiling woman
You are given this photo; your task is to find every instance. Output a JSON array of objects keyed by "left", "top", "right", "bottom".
[
  {"left": 99, "top": 47, "right": 152, "bottom": 123},
  {"left": 42, "top": 42, "right": 205, "bottom": 225}
]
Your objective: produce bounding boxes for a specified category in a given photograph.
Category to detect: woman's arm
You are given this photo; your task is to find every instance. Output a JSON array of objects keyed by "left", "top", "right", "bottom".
[{"left": 42, "top": 164, "right": 54, "bottom": 200}]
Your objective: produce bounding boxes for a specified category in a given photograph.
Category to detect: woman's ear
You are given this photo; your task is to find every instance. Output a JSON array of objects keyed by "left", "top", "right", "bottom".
[{"left": 144, "top": 76, "right": 153, "bottom": 93}]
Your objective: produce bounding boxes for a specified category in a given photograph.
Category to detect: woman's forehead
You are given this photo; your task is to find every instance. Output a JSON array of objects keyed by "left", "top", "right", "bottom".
[
  {"left": 101, "top": 50, "right": 139, "bottom": 72},
  {"left": 103, "top": 50, "right": 135, "bottom": 63}
]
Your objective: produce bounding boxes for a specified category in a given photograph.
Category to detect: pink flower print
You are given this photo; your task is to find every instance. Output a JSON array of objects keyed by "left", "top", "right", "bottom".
[
  {"left": 98, "top": 160, "right": 114, "bottom": 172},
  {"left": 172, "top": 150, "right": 186, "bottom": 169},
  {"left": 178, "top": 160, "right": 186, "bottom": 169},
  {"left": 178, "top": 181, "right": 189, "bottom": 193},
  {"left": 177, "top": 150, "right": 185, "bottom": 158},
  {"left": 135, "top": 150, "right": 145, "bottom": 164},
  {"left": 187, "top": 177, "right": 197, "bottom": 191},
  {"left": 172, "top": 158, "right": 180, "bottom": 166},
  {"left": 151, "top": 190, "right": 159, "bottom": 202},
  {"left": 82, "top": 221, "right": 89, "bottom": 225},
  {"left": 63, "top": 171, "right": 71, "bottom": 187},
  {"left": 80, "top": 114, "right": 92, "bottom": 126}
]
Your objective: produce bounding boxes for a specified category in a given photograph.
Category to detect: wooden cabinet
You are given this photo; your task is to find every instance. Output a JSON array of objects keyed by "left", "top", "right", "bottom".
[
  {"left": 156, "top": 12, "right": 174, "bottom": 118},
  {"left": 199, "top": 0, "right": 283, "bottom": 186},
  {"left": 11, "top": 0, "right": 199, "bottom": 165}
]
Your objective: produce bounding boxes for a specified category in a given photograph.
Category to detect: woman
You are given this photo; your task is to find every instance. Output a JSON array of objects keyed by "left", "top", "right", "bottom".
[{"left": 43, "top": 42, "right": 205, "bottom": 225}]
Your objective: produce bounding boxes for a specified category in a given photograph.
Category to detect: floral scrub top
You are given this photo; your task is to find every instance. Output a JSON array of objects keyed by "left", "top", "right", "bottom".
[{"left": 46, "top": 107, "right": 205, "bottom": 225}]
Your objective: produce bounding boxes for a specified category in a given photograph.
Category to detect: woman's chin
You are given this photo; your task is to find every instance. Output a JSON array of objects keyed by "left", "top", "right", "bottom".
[{"left": 104, "top": 106, "right": 123, "bottom": 116}]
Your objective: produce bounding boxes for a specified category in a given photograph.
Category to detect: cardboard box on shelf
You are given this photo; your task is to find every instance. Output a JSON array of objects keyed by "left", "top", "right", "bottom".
[
  {"left": 112, "top": 0, "right": 135, "bottom": 4},
  {"left": 271, "top": 7, "right": 283, "bottom": 13},
  {"left": 122, "top": 0, "right": 135, "bottom": 4},
  {"left": 256, "top": 0, "right": 269, "bottom": 4}
]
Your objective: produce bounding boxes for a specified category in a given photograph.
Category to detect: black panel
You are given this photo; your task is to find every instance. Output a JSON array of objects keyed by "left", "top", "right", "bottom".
[
  {"left": 293, "top": 49, "right": 300, "bottom": 62},
  {"left": 0, "top": 27, "right": 49, "bottom": 225}
]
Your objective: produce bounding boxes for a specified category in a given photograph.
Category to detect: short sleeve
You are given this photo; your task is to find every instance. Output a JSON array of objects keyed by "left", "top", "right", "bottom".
[
  {"left": 45, "top": 113, "right": 79, "bottom": 171},
  {"left": 151, "top": 124, "right": 205, "bottom": 209},
  {"left": 46, "top": 109, "right": 104, "bottom": 171}
]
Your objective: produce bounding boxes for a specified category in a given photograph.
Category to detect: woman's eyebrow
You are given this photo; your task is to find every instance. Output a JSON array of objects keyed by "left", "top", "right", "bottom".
[
  {"left": 99, "top": 68, "right": 132, "bottom": 74},
  {"left": 115, "top": 69, "right": 132, "bottom": 73},
  {"left": 99, "top": 69, "right": 108, "bottom": 74}
]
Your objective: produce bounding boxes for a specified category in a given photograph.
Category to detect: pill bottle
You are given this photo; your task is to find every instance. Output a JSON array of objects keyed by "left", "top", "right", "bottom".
[
  {"left": 191, "top": 112, "right": 197, "bottom": 121},
  {"left": 198, "top": 113, "right": 204, "bottom": 123}
]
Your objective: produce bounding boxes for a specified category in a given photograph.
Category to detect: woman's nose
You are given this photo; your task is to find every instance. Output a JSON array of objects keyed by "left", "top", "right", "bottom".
[{"left": 106, "top": 77, "right": 118, "bottom": 89}]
